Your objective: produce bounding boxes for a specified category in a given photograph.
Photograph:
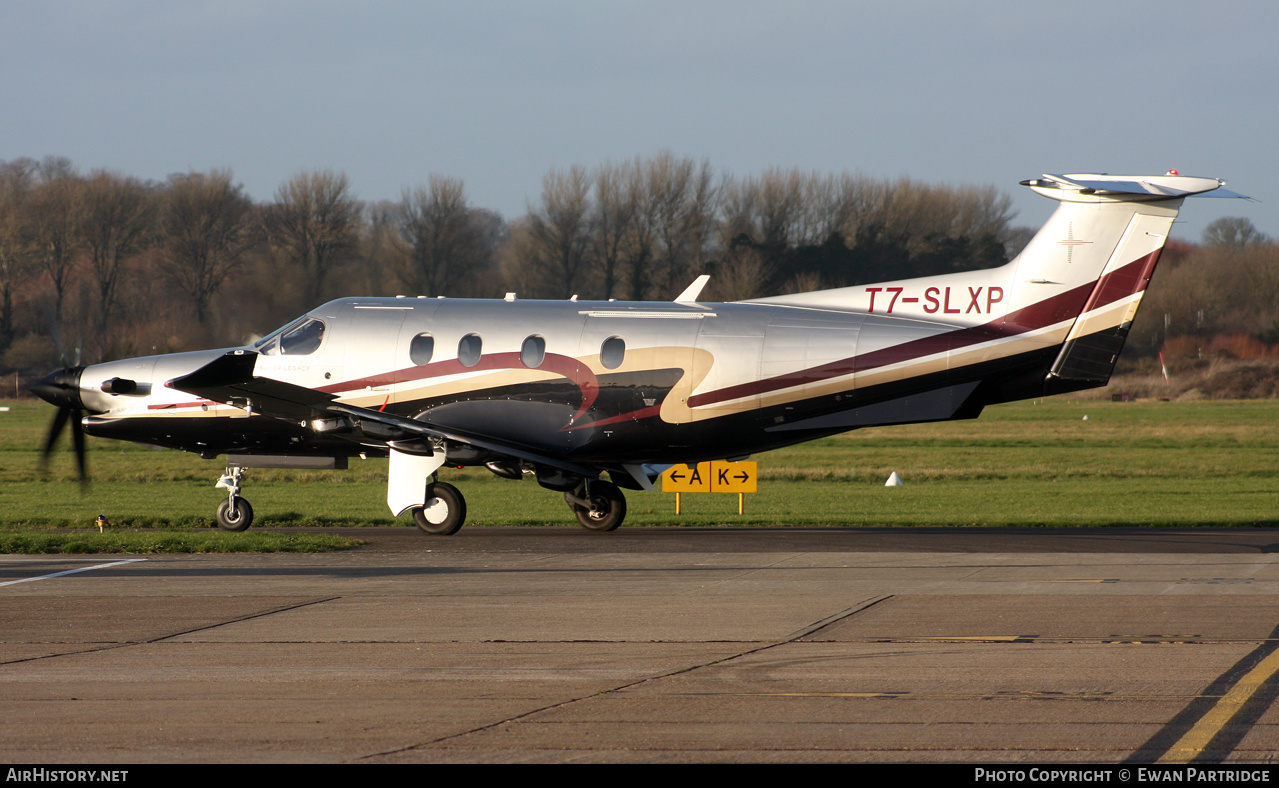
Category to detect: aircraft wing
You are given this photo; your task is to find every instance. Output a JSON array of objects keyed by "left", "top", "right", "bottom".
[
  {"left": 167, "top": 350, "right": 596, "bottom": 477},
  {"left": 166, "top": 350, "right": 338, "bottom": 421}
]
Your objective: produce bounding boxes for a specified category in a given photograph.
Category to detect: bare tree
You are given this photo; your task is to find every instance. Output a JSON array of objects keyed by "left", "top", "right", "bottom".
[
  {"left": 1202, "top": 216, "right": 1270, "bottom": 249},
  {"left": 266, "top": 170, "right": 360, "bottom": 305},
  {"left": 355, "top": 200, "right": 402, "bottom": 296},
  {"left": 28, "top": 164, "right": 84, "bottom": 340},
  {"left": 645, "top": 154, "right": 719, "bottom": 299},
  {"left": 396, "top": 176, "right": 498, "bottom": 297},
  {"left": 0, "top": 159, "right": 38, "bottom": 352},
  {"left": 80, "top": 170, "right": 156, "bottom": 354},
  {"left": 592, "top": 160, "right": 641, "bottom": 300},
  {"left": 523, "top": 166, "right": 594, "bottom": 298},
  {"left": 160, "top": 170, "right": 255, "bottom": 324},
  {"left": 619, "top": 160, "right": 657, "bottom": 301}
]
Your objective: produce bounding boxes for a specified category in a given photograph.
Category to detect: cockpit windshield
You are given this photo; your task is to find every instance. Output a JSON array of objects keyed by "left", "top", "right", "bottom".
[{"left": 253, "top": 317, "right": 326, "bottom": 356}]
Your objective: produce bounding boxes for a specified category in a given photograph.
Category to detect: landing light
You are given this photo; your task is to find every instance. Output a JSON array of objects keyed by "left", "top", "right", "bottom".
[{"left": 311, "top": 417, "right": 349, "bottom": 433}]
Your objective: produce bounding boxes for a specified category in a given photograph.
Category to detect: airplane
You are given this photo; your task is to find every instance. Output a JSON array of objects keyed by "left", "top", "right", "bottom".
[{"left": 31, "top": 172, "right": 1243, "bottom": 535}]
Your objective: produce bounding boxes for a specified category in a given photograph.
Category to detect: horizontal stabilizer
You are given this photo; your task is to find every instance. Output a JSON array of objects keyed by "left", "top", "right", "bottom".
[{"left": 1025, "top": 173, "right": 1245, "bottom": 200}]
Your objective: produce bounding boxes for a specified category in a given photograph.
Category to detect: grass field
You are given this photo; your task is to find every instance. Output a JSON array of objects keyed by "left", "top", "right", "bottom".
[{"left": 2, "top": 396, "right": 1278, "bottom": 536}]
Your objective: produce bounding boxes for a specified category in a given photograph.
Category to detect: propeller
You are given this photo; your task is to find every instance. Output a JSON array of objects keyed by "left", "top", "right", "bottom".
[{"left": 30, "top": 365, "right": 89, "bottom": 489}]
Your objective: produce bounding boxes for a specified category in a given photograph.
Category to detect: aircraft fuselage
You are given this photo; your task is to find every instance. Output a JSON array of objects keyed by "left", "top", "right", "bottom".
[{"left": 76, "top": 293, "right": 1061, "bottom": 467}]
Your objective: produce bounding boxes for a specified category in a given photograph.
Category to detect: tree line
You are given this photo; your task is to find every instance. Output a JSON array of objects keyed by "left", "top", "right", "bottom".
[
  {"left": 3, "top": 152, "right": 1272, "bottom": 380},
  {"left": 1129, "top": 218, "right": 1279, "bottom": 369}
]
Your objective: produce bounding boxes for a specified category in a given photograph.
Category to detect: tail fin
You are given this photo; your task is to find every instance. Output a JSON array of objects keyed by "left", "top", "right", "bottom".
[
  {"left": 1013, "top": 174, "right": 1234, "bottom": 389},
  {"left": 747, "top": 172, "right": 1239, "bottom": 389}
]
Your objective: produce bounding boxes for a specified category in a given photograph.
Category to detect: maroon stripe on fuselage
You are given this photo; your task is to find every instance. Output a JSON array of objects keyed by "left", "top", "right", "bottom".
[
  {"left": 148, "top": 399, "right": 213, "bottom": 410},
  {"left": 571, "top": 404, "right": 664, "bottom": 430},
  {"left": 687, "top": 256, "right": 1159, "bottom": 410},
  {"left": 319, "top": 352, "right": 602, "bottom": 419}
]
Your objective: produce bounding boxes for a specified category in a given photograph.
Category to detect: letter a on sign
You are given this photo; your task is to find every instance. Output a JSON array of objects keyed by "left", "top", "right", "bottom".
[{"left": 661, "top": 463, "right": 711, "bottom": 493}]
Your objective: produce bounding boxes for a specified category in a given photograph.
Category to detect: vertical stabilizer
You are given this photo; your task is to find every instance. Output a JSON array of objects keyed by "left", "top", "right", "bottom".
[
  {"left": 743, "top": 172, "right": 1239, "bottom": 390},
  {"left": 1014, "top": 174, "right": 1232, "bottom": 388}
]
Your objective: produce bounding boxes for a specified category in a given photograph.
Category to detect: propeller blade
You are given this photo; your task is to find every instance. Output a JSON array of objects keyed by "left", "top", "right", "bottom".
[
  {"left": 40, "top": 406, "right": 71, "bottom": 472},
  {"left": 32, "top": 365, "right": 91, "bottom": 490},
  {"left": 71, "top": 411, "right": 89, "bottom": 490}
]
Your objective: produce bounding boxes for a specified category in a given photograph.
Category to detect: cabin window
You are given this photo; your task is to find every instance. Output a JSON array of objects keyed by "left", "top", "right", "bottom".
[
  {"left": 409, "top": 333, "right": 435, "bottom": 366},
  {"left": 600, "top": 336, "right": 625, "bottom": 370},
  {"left": 521, "top": 335, "right": 546, "bottom": 368},
  {"left": 458, "top": 333, "right": 483, "bottom": 367},
  {"left": 279, "top": 318, "right": 325, "bottom": 355}
]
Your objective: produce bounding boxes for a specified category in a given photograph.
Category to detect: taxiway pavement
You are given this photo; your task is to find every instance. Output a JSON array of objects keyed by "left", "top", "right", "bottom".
[{"left": 4, "top": 527, "right": 1279, "bottom": 763}]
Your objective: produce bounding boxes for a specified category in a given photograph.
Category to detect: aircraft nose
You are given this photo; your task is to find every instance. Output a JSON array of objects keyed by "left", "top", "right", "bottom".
[{"left": 30, "top": 367, "right": 85, "bottom": 410}]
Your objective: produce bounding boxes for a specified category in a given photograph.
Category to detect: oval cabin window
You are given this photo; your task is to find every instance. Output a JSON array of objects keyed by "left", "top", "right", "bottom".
[
  {"left": 458, "top": 334, "right": 483, "bottom": 367},
  {"left": 600, "top": 336, "right": 625, "bottom": 370},
  {"left": 409, "top": 333, "right": 434, "bottom": 366},
  {"left": 521, "top": 335, "right": 546, "bottom": 368}
]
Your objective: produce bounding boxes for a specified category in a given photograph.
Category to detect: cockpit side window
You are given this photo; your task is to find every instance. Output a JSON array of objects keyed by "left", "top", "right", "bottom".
[
  {"left": 253, "top": 317, "right": 306, "bottom": 356},
  {"left": 279, "top": 318, "right": 326, "bottom": 355}
]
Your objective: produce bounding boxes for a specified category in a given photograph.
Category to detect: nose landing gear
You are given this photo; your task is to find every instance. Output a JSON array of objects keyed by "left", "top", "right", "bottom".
[{"left": 214, "top": 466, "right": 254, "bottom": 531}]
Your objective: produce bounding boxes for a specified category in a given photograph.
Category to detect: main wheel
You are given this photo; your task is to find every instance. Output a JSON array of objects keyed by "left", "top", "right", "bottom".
[
  {"left": 412, "top": 482, "right": 466, "bottom": 535},
  {"left": 571, "top": 480, "right": 626, "bottom": 532},
  {"left": 216, "top": 497, "right": 254, "bottom": 532}
]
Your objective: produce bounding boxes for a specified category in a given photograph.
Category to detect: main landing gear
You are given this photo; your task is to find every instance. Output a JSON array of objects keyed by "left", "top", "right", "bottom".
[
  {"left": 411, "top": 482, "right": 466, "bottom": 535},
  {"left": 407, "top": 476, "right": 629, "bottom": 535},
  {"left": 214, "top": 465, "right": 254, "bottom": 531},
  {"left": 564, "top": 479, "right": 627, "bottom": 532}
]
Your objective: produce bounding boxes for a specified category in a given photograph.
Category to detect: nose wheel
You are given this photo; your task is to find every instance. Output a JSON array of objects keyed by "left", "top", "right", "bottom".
[
  {"left": 216, "top": 496, "right": 254, "bottom": 531},
  {"left": 215, "top": 466, "right": 254, "bottom": 531}
]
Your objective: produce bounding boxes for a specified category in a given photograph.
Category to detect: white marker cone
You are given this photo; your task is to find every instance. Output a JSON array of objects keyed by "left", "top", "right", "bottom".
[{"left": 885, "top": 472, "right": 903, "bottom": 486}]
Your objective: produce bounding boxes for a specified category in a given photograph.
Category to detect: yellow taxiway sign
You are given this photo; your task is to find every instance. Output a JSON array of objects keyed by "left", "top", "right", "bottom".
[{"left": 661, "top": 461, "right": 757, "bottom": 493}]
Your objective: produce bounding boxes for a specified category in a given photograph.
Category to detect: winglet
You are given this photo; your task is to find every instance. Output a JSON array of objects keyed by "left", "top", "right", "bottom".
[{"left": 675, "top": 275, "right": 710, "bottom": 302}]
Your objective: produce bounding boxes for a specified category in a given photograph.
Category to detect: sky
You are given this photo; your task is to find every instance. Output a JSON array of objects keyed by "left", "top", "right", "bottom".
[{"left": 2, "top": 0, "right": 1274, "bottom": 243}]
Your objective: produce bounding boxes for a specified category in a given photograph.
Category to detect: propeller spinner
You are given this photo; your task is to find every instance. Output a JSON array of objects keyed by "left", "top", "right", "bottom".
[{"left": 30, "top": 366, "right": 89, "bottom": 487}]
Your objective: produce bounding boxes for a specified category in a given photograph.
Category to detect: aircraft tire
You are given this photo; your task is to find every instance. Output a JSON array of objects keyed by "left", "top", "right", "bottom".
[
  {"left": 413, "top": 482, "right": 466, "bottom": 535},
  {"left": 216, "top": 497, "right": 254, "bottom": 532},
  {"left": 572, "top": 480, "right": 626, "bottom": 532}
]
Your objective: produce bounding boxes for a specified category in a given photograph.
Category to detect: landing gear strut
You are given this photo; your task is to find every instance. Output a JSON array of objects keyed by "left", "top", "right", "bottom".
[
  {"left": 215, "top": 466, "right": 254, "bottom": 531},
  {"left": 565, "top": 479, "right": 627, "bottom": 532}
]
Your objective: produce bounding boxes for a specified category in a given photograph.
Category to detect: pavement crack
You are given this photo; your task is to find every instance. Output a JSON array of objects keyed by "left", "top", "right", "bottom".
[
  {"left": 143, "top": 596, "right": 341, "bottom": 643},
  {"left": 0, "top": 596, "right": 340, "bottom": 666},
  {"left": 360, "top": 595, "right": 895, "bottom": 761},
  {"left": 784, "top": 594, "right": 892, "bottom": 641}
]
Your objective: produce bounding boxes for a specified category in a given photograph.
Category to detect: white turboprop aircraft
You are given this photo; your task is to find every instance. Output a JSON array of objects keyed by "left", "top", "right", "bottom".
[{"left": 32, "top": 172, "right": 1243, "bottom": 534}]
